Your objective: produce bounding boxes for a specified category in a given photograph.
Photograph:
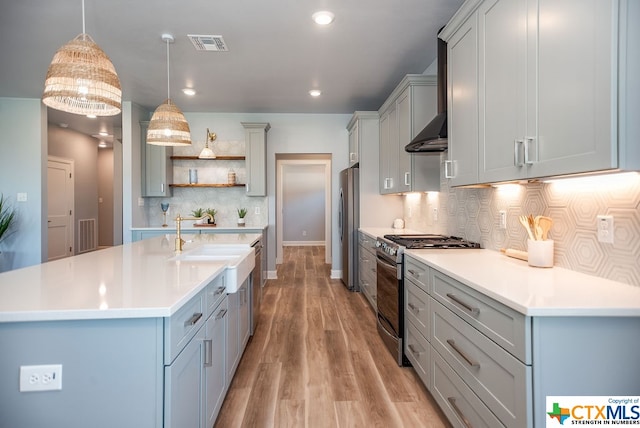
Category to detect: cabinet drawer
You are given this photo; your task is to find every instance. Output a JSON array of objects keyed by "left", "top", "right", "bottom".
[
  {"left": 432, "top": 349, "right": 505, "bottom": 428},
  {"left": 432, "top": 300, "right": 530, "bottom": 428},
  {"left": 205, "top": 274, "right": 226, "bottom": 318},
  {"left": 405, "top": 280, "right": 430, "bottom": 337},
  {"left": 164, "top": 291, "right": 206, "bottom": 364},
  {"left": 358, "top": 231, "right": 376, "bottom": 250},
  {"left": 405, "top": 319, "right": 431, "bottom": 390},
  {"left": 405, "top": 254, "right": 429, "bottom": 293},
  {"left": 431, "top": 269, "right": 530, "bottom": 363}
]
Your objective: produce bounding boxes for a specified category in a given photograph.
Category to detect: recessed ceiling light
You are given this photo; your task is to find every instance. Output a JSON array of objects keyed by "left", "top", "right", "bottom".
[
  {"left": 312, "top": 11, "right": 335, "bottom": 25},
  {"left": 59, "top": 123, "right": 69, "bottom": 128},
  {"left": 99, "top": 131, "right": 109, "bottom": 136},
  {"left": 98, "top": 141, "right": 107, "bottom": 148},
  {"left": 309, "top": 89, "right": 322, "bottom": 97},
  {"left": 182, "top": 88, "right": 196, "bottom": 96}
]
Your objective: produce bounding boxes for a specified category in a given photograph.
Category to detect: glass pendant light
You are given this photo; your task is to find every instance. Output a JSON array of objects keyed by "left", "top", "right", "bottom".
[
  {"left": 147, "top": 34, "right": 191, "bottom": 146},
  {"left": 42, "top": 0, "right": 122, "bottom": 116}
]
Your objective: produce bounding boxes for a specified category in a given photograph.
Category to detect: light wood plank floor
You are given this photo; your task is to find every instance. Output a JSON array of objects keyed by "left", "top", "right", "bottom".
[{"left": 214, "top": 246, "right": 450, "bottom": 428}]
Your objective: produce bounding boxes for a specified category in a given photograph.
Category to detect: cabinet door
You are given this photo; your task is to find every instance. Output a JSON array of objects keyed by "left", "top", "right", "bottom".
[
  {"left": 238, "top": 280, "right": 250, "bottom": 351},
  {"left": 478, "top": 0, "right": 528, "bottom": 183},
  {"left": 379, "top": 112, "right": 392, "bottom": 193},
  {"left": 243, "top": 122, "right": 270, "bottom": 197},
  {"left": 141, "top": 121, "right": 173, "bottom": 197},
  {"left": 397, "top": 87, "right": 412, "bottom": 193},
  {"left": 164, "top": 326, "right": 204, "bottom": 428},
  {"left": 348, "top": 121, "right": 359, "bottom": 166},
  {"left": 225, "top": 291, "right": 240, "bottom": 386},
  {"left": 446, "top": 16, "right": 479, "bottom": 187},
  {"left": 527, "top": 0, "right": 616, "bottom": 178},
  {"left": 204, "top": 298, "right": 228, "bottom": 428}
]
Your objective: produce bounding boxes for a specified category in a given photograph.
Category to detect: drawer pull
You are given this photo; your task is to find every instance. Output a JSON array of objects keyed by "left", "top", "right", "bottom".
[
  {"left": 447, "top": 339, "right": 480, "bottom": 368},
  {"left": 215, "top": 308, "right": 228, "bottom": 320},
  {"left": 447, "top": 397, "right": 473, "bottom": 428},
  {"left": 446, "top": 293, "right": 480, "bottom": 316},
  {"left": 407, "top": 269, "right": 420, "bottom": 277},
  {"left": 184, "top": 312, "right": 203, "bottom": 326},
  {"left": 204, "top": 339, "right": 213, "bottom": 367},
  {"left": 407, "top": 302, "right": 422, "bottom": 312},
  {"left": 408, "top": 344, "right": 422, "bottom": 356},
  {"left": 214, "top": 286, "right": 225, "bottom": 296}
]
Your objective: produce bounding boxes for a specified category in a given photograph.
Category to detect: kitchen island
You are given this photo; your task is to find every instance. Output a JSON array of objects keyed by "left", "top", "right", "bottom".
[{"left": 0, "top": 234, "right": 257, "bottom": 428}]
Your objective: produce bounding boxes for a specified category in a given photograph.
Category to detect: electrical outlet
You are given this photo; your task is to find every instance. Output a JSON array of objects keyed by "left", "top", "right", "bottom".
[
  {"left": 20, "top": 364, "right": 62, "bottom": 392},
  {"left": 499, "top": 210, "right": 507, "bottom": 229},
  {"left": 254, "top": 207, "right": 260, "bottom": 215},
  {"left": 138, "top": 197, "right": 145, "bottom": 207},
  {"left": 302, "top": 230, "right": 307, "bottom": 237},
  {"left": 432, "top": 207, "right": 438, "bottom": 222},
  {"left": 597, "top": 215, "right": 614, "bottom": 244}
]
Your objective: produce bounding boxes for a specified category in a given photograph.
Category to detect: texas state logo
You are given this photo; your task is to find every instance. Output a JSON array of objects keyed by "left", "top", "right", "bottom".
[{"left": 546, "top": 396, "right": 640, "bottom": 426}]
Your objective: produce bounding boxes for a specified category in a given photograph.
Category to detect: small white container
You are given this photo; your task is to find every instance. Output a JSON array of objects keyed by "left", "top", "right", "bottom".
[
  {"left": 527, "top": 239, "right": 554, "bottom": 268},
  {"left": 189, "top": 169, "right": 198, "bottom": 184}
]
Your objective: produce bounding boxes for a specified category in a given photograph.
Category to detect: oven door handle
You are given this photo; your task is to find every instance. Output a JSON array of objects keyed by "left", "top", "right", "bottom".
[{"left": 376, "top": 254, "right": 401, "bottom": 280}]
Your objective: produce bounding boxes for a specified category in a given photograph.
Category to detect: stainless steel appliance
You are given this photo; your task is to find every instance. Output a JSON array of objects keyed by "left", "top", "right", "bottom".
[
  {"left": 375, "top": 234, "right": 480, "bottom": 366},
  {"left": 250, "top": 239, "right": 262, "bottom": 335},
  {"left": 339, "top": 165, "right": 359, "bottom": 291}
]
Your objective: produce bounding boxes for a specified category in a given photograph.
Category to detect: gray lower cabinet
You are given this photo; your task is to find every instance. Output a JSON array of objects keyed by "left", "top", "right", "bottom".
[
  {"left": 205, "top": 298, "right": 228, "bottom": 427},
  {"left": 358, "top": 231, "right": 377, "bottom": 311},
  {"left": 226, "top": 278, "right": 251, "bottom": 388},
  {"left": 404, "top": 253, "right": 640, "bottom": 428}
]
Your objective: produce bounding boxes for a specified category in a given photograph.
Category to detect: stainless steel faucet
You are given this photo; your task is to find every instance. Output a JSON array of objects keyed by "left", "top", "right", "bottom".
[{"left": 174, "top": 213, "right": 213, "bottom": 252}]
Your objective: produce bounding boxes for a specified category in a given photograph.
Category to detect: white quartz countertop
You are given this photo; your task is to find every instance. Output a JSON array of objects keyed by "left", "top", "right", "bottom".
[
  {"left": 131, "top": 225, "right": 266, "bottom": 232},
  {"left": 406, "top": 249, "right": 640, "bottom": 317},
  {"left": 0, "top": 234, "right": 260, "bottom": 323},
  {"left": 359, "top": 227, "right": 425, "bottom": 239}
]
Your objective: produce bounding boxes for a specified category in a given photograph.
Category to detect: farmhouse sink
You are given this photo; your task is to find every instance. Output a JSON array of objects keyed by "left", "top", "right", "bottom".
[{"left": 171, "top": 245, "right": 255, "bottom": 293}]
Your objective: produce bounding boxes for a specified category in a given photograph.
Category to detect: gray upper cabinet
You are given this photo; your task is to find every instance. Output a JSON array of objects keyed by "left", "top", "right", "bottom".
[
  {"left": 379, "top": 75, "right": 441, "bottom": 194},
  {"left": 442, "top": 0, "right": 640, "bottom": 186},
  {"left": 348, "top": 119, "right": 359, "bottom": 166},
  {"left": 242, "top": 122, "right": 270, "bottom": 197},
  {"left": 140, "top": 120, "right": 173, "bottom": 197}
]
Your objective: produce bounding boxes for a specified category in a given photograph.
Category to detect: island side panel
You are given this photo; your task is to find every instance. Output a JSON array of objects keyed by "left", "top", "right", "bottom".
[
  {"left": 0, "top": 317, "right": 164, "bottom": 428},
  {"left": 532, "top": 316, "right": 640, "bottom": 428}
]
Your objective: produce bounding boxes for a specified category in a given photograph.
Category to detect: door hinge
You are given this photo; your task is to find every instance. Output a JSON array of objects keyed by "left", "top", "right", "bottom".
[
  {"left": 69, "top": 246, "right": 72, "bottom": 252},
  {"left": 69, "top": 210, "right": 72, "bottom": 215},
  {"left": 69, "top": 173, "right": 72, "bottom": 178}
]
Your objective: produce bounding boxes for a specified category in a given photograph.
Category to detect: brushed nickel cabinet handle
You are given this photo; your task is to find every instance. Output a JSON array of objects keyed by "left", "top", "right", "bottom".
[
  {"left": 446, "top": 293, "right": 480, "bottom": 316},
  {"left": 448, "top": 397, "right": 473, "bottom": 428},
  {"left": 203, "top": 339, "right": 213, "bottom": 367},
  {"left": 447, "top": 339, "right": 480, "bottom": 368},
  {"left": 184, "top": 312, "right": 203, "bottom": 326},
  {"left": 408, "top": 344, "right": 422, "bottom": 356},
  {"left": 514, "top": 139, "right": 524, "bottom": 167},
  {"left": 215, "top": 308, "right": 228, "bottom": 320},
  {"left": 407, "top": 302, "right": 421, "bottom": 312}
]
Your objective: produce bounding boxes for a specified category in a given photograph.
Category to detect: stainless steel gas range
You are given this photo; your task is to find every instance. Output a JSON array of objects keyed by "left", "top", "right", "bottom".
[{"left": 375, "top": 234, "right": 480, "bottom": 366}]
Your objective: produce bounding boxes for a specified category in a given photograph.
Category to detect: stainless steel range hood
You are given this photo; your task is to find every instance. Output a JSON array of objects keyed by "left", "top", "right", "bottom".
[{"left": 405, "top": 34, "right": 447, "bottom": 153}]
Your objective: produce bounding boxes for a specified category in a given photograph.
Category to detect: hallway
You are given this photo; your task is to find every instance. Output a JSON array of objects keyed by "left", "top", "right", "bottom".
[{"left": 214, "top": 246, "right": 449, "bottom": 427}]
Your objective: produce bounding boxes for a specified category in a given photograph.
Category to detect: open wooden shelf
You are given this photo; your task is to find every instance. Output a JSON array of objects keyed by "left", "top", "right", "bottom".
[
  {"left": 169, "top": 183, "right": 245, "bottom": 188},
  {"left": 170, "top": 155, "right": 245, "bottom": 161}
]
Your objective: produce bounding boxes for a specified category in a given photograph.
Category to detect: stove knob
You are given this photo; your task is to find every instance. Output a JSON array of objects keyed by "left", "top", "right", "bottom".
[{"left": 389, "top": 248, "right": 396, "bottom": 256}]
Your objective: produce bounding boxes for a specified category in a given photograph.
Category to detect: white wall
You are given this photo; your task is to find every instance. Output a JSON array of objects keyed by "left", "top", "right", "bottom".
[
  {"left": 0, "top": 98, "right": 47, "bottom": 270},
  {"left": 98, "top": 148, "right": 114, "bottom": 246},
  {"left": 282, "top": 164, "right": 325, "bottom": 242}
]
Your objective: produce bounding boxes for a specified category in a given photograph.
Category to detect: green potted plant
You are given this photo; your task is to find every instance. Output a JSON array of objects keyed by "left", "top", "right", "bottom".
[
  {"left": 191, "top": 207, "right": 204, "bottom": 225},
  {"left": 237, "top": 208, "right": 247, "bottom": 227},
  {"left": 205, "top": 208, "right": 217, "bottom": 225},
  {"left": 0, "top": 194, "right": 16, "bottom": 272}
]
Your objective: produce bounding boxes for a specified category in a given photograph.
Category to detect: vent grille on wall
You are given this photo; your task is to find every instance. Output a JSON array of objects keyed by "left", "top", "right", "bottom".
[
  {"left": 187, "top": 35, "right": 229, "bottom": 51},
  {"left": 78, "top": 219, "right": 97, "bottom": 253}
]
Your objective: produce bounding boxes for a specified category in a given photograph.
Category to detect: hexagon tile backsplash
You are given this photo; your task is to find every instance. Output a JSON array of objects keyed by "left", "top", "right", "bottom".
[{"left": 404, "top": 169, "right": 640, "bottom": 287}]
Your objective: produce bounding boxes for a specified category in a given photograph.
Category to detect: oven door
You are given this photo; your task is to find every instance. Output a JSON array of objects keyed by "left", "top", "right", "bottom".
[{"left": 376, "top": 251, "right": 401, "bottom": 336}]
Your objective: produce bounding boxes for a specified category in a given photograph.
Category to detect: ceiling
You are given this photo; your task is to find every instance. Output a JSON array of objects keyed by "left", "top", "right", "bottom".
[{"left": 0, "top": 0, "right": 463, "bottom": 140}]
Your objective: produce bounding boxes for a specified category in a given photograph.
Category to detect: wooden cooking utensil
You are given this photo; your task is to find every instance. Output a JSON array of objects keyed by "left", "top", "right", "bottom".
[
  {"left": 519, "top": 215, "right": 535, "bottom": 240},
  {"left": 538, "top": 216, "right": 553, "bottom": 240}
]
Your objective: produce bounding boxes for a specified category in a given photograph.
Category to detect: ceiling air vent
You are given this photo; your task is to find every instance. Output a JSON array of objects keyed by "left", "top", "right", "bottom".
[{"left": 187, "top": 35, "right": 229, "bottom": 52}]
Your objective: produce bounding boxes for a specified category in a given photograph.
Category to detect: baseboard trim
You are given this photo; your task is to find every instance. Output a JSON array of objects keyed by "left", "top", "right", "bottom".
[
  {"left": 267, "top": 271, "right": 278, "bottom": 280},
  {"left": 283, "top": 241, "right": 325, "bottom": 246},
  {"left": 330, "top": 270, "right": 341, "bottom": 279}
]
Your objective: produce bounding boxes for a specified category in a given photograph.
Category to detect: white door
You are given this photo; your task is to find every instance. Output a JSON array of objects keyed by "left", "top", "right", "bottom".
[{"left": 48, "top": 157, "right": 74, "bottom": 261}]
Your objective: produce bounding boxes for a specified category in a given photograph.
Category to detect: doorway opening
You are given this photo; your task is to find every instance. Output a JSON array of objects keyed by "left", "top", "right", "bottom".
[
  {"left": 47, "top": 156, "right": 74, "bottom": 261},
  {"left": 276, "top": 154, "right": 332, "bottom": 265}
]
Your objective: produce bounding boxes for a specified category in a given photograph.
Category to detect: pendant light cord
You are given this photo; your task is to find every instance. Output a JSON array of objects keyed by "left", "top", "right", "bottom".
[
  {"left": 81, "top": 0, "right": 86, "bottom": 34},
  {"left": 166, "top": 39, "right": 171, "bottom": 100}
]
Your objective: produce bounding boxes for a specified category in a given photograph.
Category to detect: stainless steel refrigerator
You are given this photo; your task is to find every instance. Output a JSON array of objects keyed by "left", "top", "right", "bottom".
[{"left": 339, "top": 165, "right": 359, "bottom": 291}]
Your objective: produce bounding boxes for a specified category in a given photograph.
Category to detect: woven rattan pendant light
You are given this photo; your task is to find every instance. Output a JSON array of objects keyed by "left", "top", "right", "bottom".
[
  {"left": 146, "top": 34, "right": 191, "bottom": 146},
  {"left": 42, "top": 0, "right": 121, "bottom": 116}
]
